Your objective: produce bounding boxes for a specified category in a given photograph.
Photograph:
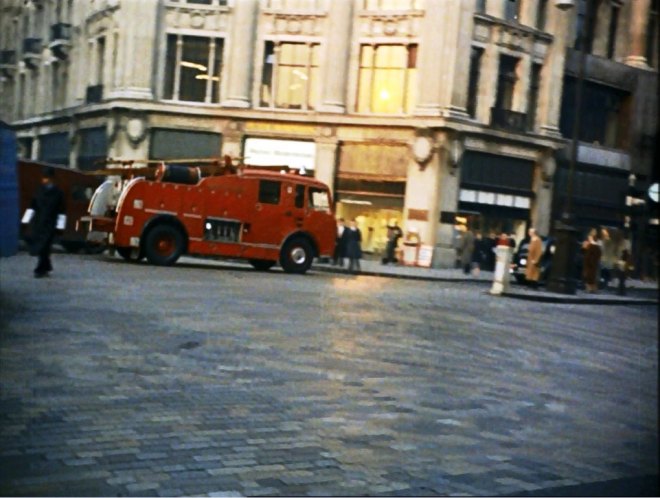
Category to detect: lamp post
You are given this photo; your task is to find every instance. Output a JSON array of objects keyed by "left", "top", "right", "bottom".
[{"left": 547, "top": 0, "right": 592, "bottom": 295}]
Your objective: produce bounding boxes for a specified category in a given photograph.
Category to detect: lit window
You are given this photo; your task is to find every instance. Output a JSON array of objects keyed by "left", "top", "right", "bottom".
[
  {"left": 164, "top": 35, "right": 223, "bottom": 103},
  {"left": 260, "top": 42, "right": 319, "bottom": 110},
  {"left": 356, "top": 44, "right": 417, "bottom": 114}
]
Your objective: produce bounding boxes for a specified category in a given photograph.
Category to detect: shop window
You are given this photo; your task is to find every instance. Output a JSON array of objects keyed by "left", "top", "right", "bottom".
[
  {"left": 356, "top": 44, "right": 417, "bottom": 114},
  {"left": 466, "top": 47, "right": 483, "bottom": 118},
  {"left": 259, "top": 180, "right": 281, "bottom": 205},
  {"left": 260, "top": 41, "right": 319, "bottom": 110},
  {"left": 164, "top": 34, "right": 223, "bottom": 103},
  {"left": 149, "top": 128, "right": 221, "bottom": 160}
]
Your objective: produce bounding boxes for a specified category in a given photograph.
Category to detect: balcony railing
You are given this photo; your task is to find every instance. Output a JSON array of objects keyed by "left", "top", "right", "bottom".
[
  {"left": 50, "top": 23, "right": 72, "bottom": 42},
  {"left": 86, "top": 84, "right": 104, "bottom": 103},
  {"left": 490, "top": 107, "right": 528, "bottom": 133}
]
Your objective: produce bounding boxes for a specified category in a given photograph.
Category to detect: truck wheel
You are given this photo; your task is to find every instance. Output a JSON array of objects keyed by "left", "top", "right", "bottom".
[
  {"left": 249, "top": 259, "right": 276, "bottom": 271},
  {"left": 280, "top": 237, "right": 313, "bottom": 274},
  {"left": 144, "top": 224, "right": 184, "bottom": 266}
]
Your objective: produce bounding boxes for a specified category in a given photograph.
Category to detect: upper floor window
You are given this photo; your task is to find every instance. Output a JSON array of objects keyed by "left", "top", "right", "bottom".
[
  {"left": 606, "top": 5, "right": 619, "bottom": 59},
  {"left": 260, "top": 41, "right": 320, "bottom": 110},
  {"left": 495, "top": 54, "right": 519, "bottom": 110},
  {"left": 574, "top": 0, "right": 597, "bottom": 53},
  {"left": 164, "top": 35, "right": 223, "bottom": 103},
  {"left": 467, "top": 47, "right": 484, "bottom": 118},
  {"left": 475, "top": 0, "right": 486, "bottom": 13},
  {"left": 356, "top": 44, "right": 417, "bottom": 114},
  {"left": 363, "top": 0, "right": 422, "bottom": 9},
  {"left": 505, "top": 0, "right": 521, "bottom": 22},
  {"left": 536, "top": 0, "right": 548, "bottom": 30}
]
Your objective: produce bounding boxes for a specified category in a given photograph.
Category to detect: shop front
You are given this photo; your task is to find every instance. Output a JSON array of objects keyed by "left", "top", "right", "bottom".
[
  {"left": 458, "top": 151, "right": 535, "bottom": 247},
  {"left": 243, "top": 137, "right": 316, "bottom": 173},
  {"left": 334, "top": 142, "right": 408, "bottom": 255}
]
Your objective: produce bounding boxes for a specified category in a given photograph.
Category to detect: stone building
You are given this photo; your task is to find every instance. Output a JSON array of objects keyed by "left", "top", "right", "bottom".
[{"left": 0, "top": 0, "right": 656, "bottom": 268}]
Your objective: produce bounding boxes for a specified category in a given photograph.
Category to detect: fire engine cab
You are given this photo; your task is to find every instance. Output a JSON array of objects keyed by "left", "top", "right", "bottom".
[{"left": 79, "top": 158, "right": 336, "bottom": 274}]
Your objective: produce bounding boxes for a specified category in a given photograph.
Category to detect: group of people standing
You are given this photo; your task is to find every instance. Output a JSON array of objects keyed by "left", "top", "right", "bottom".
[
  {"left": 581, "top": 226, "right": 633, "bottom": 294},
  {"left": 457, "top": 228, "right": 514, "bottom": 276},
  {"left": 332, "top": 218, "right": 363, "bottom": 273}
]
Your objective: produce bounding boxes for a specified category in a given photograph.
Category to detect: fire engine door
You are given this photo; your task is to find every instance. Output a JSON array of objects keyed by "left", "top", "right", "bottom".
[
  {"left": 245, "top": 179, "right": 285, "bottom": 246},
  {"left": 288, "top": 184, "right": 307, "bottom": 227}
]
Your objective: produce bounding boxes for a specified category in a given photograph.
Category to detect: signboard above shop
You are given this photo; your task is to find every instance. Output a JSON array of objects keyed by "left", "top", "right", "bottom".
[{"left": 243, "top": 138, "right": 316, "bottom": 171}]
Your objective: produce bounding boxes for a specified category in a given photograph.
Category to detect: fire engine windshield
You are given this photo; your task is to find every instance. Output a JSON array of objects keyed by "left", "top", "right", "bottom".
[{"left": 309, "top": 187, "right": 330, "bottom": 212}]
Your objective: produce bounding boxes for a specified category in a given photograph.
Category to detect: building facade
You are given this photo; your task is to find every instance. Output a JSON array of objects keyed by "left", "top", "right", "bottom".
[{"left": 0, "top": 0, "right": 656, "bottom": 268}]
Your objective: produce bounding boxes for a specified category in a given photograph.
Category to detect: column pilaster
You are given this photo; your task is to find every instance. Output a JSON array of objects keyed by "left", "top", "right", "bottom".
[
  {"left": 625, "top": 0, "right": 651, "bottom": 68},
  {"left": 319, "top": 0, "right": 352, "bottom": 113},
  {"left": 222, "top": 0, "right": 258, "bottom": 108}
]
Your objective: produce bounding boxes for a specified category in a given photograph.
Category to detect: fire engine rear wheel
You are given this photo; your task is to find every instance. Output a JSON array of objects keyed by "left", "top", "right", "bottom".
[
  {"left": 280, "top": 237, "right": 313, "bottom": 274},
  {"left": 249, "top": 259, "right": 276, "bottom": 271},
  {"left": 144, "top": 224, "right": 185, "bottom": 266}
]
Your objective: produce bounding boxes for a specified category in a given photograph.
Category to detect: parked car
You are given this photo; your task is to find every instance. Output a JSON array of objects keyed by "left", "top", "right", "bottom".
[{"left": 510, "top": 236, "right": 556, "bottom": 285}]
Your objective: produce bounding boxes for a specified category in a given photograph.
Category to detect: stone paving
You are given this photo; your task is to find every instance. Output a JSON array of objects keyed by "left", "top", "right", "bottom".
[{"left": 0, "top": 252, "right": 657, "bottom": 496}]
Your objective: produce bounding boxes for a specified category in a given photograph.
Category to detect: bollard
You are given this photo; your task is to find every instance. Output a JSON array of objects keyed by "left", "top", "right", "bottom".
[{"left": 490, "top": 245, "right": 512, "bottom": 295}]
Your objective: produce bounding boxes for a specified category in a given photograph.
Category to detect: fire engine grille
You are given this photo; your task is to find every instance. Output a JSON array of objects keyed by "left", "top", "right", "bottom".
[{"left": 204, "top": 218, "right": 242, "bottom": 242}]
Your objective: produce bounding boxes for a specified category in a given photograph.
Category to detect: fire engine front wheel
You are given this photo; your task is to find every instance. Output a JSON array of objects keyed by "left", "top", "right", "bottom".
[
  {"left": 143, "top": 224, "right": 185, "bottom": 266},
  {"left": 280, "top": 237, "right": 313, "bottom": 274}
]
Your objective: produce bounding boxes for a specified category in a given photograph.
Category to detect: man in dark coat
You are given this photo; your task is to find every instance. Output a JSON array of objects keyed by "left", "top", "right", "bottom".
[
  {"left": 382, "top": 221, "right": 403, "bottom": 265},
  {"left": 343, "top": 219, "right": 362, "bottom": 274},
  {"left": 24, "top": 167, "right": 66, "bottom": 278}
]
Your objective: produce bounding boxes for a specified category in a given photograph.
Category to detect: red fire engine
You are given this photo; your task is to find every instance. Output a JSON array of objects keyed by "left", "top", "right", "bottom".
[{"left": 78, "top": 157, "right": 336, "bottom": 274}]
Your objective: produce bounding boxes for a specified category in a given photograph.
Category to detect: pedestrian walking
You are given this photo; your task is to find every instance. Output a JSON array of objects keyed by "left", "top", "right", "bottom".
[
  {"left": 525, "top": 228, "right": 543, "bottom": 289},
  {"left": 484, "top": 231, "right": 497, "bottom": 271},
  {"left": 599, "top": 227, "right": 617, "bottom": 289},
  {"left": 616, "top": 248, "right": 634, "bottom": 296},
  {"left": 344, "top": 219, "right": 362, "bottom": 274},
  {"left": 381, "top": 221, "right": 402, "bottom": 265},
  {"left": 21, "top": 167, "right": 66, "bottom": 278},
  {"left": 460, "top": 228, "right": 475, "bottom": 274},
  {"left": 471, "top": 232, "right": 487, "bottom": 276},
  {"left": 333, "top": 218, "right": 346, "bottom": 267},
  {"left": 581, "top": 228, "right": 602, "bottom": 293}
]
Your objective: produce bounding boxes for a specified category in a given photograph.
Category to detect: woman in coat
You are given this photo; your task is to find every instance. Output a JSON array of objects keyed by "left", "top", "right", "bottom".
[
  {"left": 343, "top": 219, "right": 362, "bottom": 274},
  {"left": 525, "top": 228, "right": 543, "bottom": 288},
  {"left": 582, "top": 228, "right": 602, "bottom": 293}
]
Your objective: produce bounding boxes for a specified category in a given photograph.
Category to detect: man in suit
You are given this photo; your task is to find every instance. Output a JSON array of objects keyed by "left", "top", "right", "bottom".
[{"left": 23, "top": 167, "right": 66, "bottom": 278}]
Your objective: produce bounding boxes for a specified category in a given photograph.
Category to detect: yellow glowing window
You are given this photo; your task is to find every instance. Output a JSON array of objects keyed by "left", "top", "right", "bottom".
[
  {"left": 356, "top": 44, "right": 417, "bottom": 114},
  {"left": 261, "top": 42, "right": 320, "bottom": 110}
]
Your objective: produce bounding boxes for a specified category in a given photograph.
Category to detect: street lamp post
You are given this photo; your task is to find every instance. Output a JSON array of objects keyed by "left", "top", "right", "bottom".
[{"left": 547, "top": 0, "right": 590, "bottom": 295}]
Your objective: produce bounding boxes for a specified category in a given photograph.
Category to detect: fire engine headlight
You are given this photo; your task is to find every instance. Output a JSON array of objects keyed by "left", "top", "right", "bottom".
[{"left": 520, "top": 258, "right": 527, "bottom": 265}]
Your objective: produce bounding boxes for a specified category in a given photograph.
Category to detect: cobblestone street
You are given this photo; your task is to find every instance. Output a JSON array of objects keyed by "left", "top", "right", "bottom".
[{"left": 0, "top": 252, "right": 657, "bottom": 496}]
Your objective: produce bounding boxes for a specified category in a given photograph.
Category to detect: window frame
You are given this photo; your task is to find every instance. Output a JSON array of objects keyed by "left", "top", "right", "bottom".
[
  {"left": 259, "top": 41, "right": 320, "bottom": 111},
  {"left": 163, "top": 33, "right": 224, "bottom": 104},
  {"left": 258, "top": 180, "right": 282, "bottom": 205}
]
